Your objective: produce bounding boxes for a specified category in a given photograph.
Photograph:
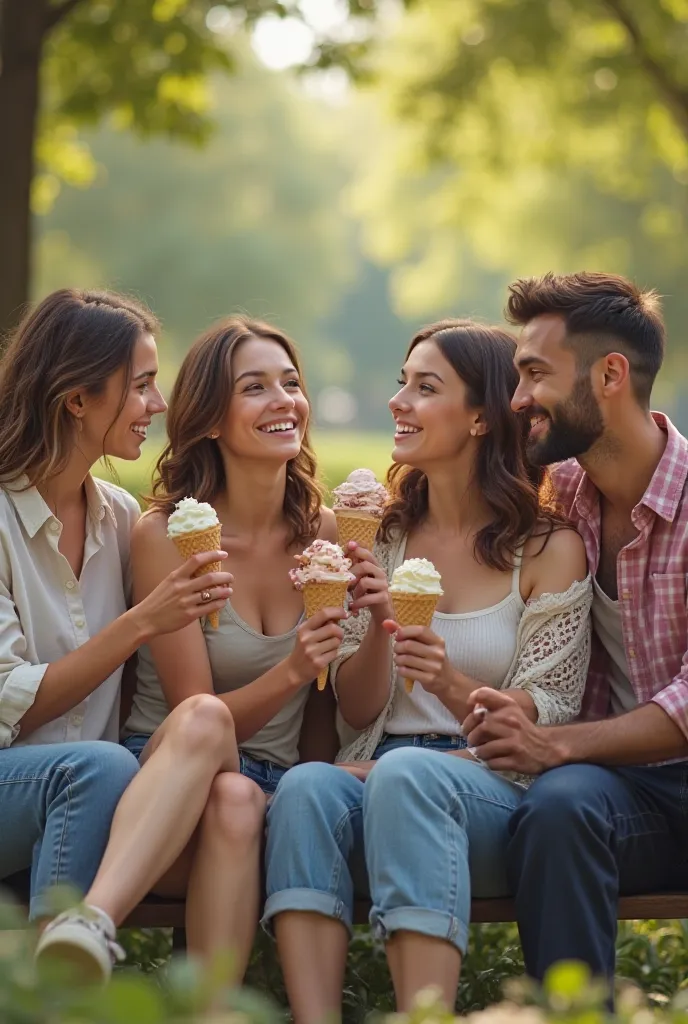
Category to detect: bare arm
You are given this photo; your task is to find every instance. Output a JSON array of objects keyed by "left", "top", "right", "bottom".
[{"left": 332, "top": 542, "right": 394, "bottom": 732}]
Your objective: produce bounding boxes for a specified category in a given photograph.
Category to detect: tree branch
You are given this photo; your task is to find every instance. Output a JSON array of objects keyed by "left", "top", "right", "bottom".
[
  {"left": 603, "top": 0, "right": 688, "bottom": 138},
  {"left": 43, "top": 0, "right": 83, "bottom": 33}
]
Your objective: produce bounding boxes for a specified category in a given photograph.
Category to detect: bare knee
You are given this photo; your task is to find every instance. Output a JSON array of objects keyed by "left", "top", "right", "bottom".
[
  {"left": 167, "top": 694, "right": 235, "bottom": 759},
  {"left": 201, "top": 772, "right": 266, "bottom": 847}
]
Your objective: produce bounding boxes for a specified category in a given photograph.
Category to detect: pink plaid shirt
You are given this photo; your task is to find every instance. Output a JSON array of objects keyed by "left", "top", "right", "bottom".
[{"left": 551, "top": 413, "right": 688, "bottom": 738}]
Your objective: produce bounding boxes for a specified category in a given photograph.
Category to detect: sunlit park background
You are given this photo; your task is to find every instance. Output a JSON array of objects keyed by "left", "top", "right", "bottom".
[
  {"left": 3, "top": 2, "right": 688, "bottom": 1013},
  {"left": 3, "top": 0, "right": 688, "bottom": 508}
]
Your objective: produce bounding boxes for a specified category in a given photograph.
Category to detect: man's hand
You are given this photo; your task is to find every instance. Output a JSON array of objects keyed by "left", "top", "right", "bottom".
[{"left": 464, "top": 688, "right": 565, "bottom": 775}]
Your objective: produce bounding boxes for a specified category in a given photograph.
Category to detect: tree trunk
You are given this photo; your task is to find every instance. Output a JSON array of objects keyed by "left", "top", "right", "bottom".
[{"left": 0, "top": 0, "right": 46, "bottom": 337}]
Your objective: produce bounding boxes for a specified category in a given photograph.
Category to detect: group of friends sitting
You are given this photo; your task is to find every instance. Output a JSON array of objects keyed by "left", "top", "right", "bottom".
[{"left": 0, "top": 270, "right": 686, "bottom": 1024}]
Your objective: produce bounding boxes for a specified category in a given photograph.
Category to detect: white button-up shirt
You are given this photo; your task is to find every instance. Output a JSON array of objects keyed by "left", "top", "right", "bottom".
[{"left": 0, "top": 476, "right": 140, "bottom": 748}]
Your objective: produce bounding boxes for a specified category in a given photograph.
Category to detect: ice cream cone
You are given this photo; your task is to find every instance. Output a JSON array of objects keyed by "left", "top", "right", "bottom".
[
  {"left": 302, "top": 579, "right": 350, "bottom": 689},
  {"left": 335, "top": 510, "right": 380, "bottom": 552},
  {"left": 173, "top": 523, "right": 223, "bottom": 629},
  {"left": 391, "top": 591, "right": 440, "bottom": 692}
]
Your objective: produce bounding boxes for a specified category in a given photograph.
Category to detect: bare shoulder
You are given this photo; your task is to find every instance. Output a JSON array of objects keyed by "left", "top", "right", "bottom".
[
  {"left": 318, "top": 506, "right": 338, "bottom": 543},
  {"left": 523, "top": 525, "right": 588, "bottom": 600},
  {"left": 131, "top": 509, "right": 169, "bottom": 550}
]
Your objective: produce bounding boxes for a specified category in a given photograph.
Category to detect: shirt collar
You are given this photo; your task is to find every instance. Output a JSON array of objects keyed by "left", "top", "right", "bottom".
[
  {"left": 572, "top": 412, "right": 688, "bottom": 525},
  {"left": 4, "top": 474, "right": 118, "bottom": 538}
]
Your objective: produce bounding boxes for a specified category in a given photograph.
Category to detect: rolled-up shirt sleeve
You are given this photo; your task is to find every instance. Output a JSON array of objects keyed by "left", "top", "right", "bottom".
[
  {"left": 0, "top": 581, "right": 49, "bottom": 748},
  {"left": 651, "top": 666, "right": 688, "bottom": 741}
]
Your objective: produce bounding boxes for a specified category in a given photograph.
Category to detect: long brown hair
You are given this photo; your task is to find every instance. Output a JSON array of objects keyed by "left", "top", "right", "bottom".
[
  {"left": 380, "top": 319, "right": 567, "bottom": 570},
  {"left": 0, "top": 289, "right": 158, "bottom": 487},
  {"left": 149, "top": 316, "right": 323, "bottom": 548}
]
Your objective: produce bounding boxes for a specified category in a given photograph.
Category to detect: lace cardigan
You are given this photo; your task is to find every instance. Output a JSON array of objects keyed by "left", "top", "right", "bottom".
[{"left": 331, "top": 531, "right": 592, "bottom": 779}]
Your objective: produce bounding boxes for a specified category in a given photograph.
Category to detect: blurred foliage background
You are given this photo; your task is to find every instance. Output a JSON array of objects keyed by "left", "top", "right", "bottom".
[{"left": 3, "top": 0, "right": 688, "bottom": 468}]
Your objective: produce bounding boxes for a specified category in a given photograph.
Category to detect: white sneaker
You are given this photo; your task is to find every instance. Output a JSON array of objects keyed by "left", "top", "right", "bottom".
[{"left": 35, "top": 905, "right": 124, "bottom": 984}]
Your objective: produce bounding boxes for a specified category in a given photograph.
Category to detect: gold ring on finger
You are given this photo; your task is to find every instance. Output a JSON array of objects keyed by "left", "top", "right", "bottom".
[{"left": 201, "top": 589, "right": 212, "bottom": 603}]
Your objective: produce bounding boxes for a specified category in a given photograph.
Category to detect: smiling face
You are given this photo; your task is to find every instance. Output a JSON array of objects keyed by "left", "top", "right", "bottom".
[
  {"left": 217, "top": 336, "right": 310, "bottom": 462},
  {"left": 77, "top": 332, "right": 167, "bottom": 462},
  {"left": 388, "top": 338, "right": 482, "bottom": 470},
  {"left": 512, "top": 314, "right": 605, "bottom": 466}
]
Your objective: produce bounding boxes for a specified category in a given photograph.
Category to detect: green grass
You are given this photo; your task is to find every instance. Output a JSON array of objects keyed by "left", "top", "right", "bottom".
[{"left": 93, "top": 430, "right": 395, "bottom": 503}]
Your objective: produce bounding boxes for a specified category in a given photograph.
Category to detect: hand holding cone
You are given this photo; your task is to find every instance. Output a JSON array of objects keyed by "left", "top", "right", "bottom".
[
  {"left": 290, "top": 540, "right": 355, "bottom": 689},
  {"left": 389, "top": 558, "right": 444, "bottom": 693},
  {"left": 167, "top": 497, "right": 224, "bottom": 629}
]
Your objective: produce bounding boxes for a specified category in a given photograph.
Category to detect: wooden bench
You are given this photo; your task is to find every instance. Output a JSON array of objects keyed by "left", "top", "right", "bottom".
[{"left": 121, "top": 892, "right": 688, "bottom": 931}]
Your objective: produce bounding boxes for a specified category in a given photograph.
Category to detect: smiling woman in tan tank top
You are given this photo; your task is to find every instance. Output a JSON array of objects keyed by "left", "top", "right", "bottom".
[{"left": 122, "top": 316, "right": 344, "bottom": 986}]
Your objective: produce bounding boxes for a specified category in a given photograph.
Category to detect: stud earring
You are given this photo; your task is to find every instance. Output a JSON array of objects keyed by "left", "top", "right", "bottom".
[
  {"left": 470, "top": 428, "right": 477, "bottom": 436},
  {"left": 208, "top": 432, "right": 220, "bottom": 439}
]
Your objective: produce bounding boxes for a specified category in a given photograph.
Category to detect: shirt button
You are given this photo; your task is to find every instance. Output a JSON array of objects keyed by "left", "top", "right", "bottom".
[
  {"left": 622, "top": 590, "right": 631, "bottom": 600},
  {"left": 629, "top": 648, "right": 636, "bottom": 659},
  {"left": 65, "top": 580, "right": 75, "bottom": 591},
  {"left": 50, "top": 522, "right": 60, "bottom": 533},
  {"left": 71, "top": 714, "right": 84, "bottom": 726},
  {"left": 74, "top": 618, "right": 85, "bottom": 629}
]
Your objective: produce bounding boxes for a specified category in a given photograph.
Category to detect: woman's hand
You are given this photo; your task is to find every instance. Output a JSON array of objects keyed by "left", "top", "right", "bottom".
[
  {"left": 286, "top": 607, "right": 347, "bottom": 688},
  {"left": 336, "top": 760, "right": 376, "bottom": 782},
  {"left": 383, "top": 619, "right": 455, "bottom": 696},
  {"left": 134, "top": 550, "right": 233, "bottom": 638},
  {"left": 346, "top": 541, "right": 393, "bottom": 625}
]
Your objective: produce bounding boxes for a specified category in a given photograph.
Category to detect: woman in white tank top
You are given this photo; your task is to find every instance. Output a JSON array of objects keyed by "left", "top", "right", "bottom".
[
  {"left": 264, "top": 320, "right": 593, "bottom": 1021},
  {"left": 123, "top": 316, "right": 345, "bottom": 986}
]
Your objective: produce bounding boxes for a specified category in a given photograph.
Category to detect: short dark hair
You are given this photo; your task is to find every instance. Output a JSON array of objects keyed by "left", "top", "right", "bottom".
[{"left": 505, "top": 271, "right": 665, "bottom": 405}]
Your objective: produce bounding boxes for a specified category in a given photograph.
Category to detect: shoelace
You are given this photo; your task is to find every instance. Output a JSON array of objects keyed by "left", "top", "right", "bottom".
[{"left": 49, "top": 912, "right": 126, "bottom": 964}]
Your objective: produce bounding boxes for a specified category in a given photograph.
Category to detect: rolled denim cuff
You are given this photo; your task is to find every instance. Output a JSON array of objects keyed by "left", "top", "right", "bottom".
[
  {"left": 370, "top": 904, "right": 469, "bottom": 956},
  {"left": 261, "top": 888, "right": 354, "bottom": 937}
]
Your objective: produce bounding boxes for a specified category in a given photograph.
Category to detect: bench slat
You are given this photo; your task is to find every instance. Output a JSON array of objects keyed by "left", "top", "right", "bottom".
[{"left": 121, "top": 893, "right": 688, "bottom": 930}]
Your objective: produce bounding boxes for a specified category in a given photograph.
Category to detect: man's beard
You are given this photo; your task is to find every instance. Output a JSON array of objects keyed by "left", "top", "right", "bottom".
[{"left": 527, "top": 374, "right": 604, "bottom": 467}]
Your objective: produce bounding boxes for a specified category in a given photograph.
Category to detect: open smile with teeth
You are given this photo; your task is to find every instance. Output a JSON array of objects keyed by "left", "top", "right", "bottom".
[
  {"left": 259, "top": 421, "right": 297, "bottom": 434},
  {"left": 131, "top": 425, "right": 148, "bottom": 439},
  {"left": 530, "top": 414, "right": 548, "bottom": 431},
  {"left": 395, "top": 423, "right": 421, "bottom": 435}
]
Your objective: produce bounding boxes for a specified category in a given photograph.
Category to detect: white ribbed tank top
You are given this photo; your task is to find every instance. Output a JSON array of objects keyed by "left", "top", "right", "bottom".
[{"left": 386, "top": 542, "right": 526, "bottom": 736}]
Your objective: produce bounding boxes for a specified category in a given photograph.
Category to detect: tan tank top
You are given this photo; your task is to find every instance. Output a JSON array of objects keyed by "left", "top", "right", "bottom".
[{"left": 125, "top": 602, "right": 308, "bottom": 767}]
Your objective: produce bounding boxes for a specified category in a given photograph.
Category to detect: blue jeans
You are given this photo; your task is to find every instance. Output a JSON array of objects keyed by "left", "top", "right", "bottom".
[
  {"left": 507, "top": 762, "right": 688, "bottom": 983},
  {"left": 123, "top": 734, "right": 288, "bottom": 796},
  {"left": 263, "top": 735, "right": 524, "bottom": 954},
  {"left": 0, "top": 741, "right": 139, "bottom": 919}
]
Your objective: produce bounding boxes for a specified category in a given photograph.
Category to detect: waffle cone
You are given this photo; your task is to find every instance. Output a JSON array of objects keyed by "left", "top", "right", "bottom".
[
  {"left": 334, "top": 510, "right": 380, "bottom": 552},
  {"left": 390, "top": 591, "right": 439, "bottom": 692},
  {"left": 302, "top": 579, "right": 350, "bottom": 690},
  {"left": 172, "top": 524, "right": 223, "bottom": 629}
]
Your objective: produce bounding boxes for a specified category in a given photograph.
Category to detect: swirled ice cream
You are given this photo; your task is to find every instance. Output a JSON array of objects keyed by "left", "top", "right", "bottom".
[
  {"left": 289, "top": 540, "right": 355, "bottom": 590},
  {"left": 332, "top": 468, "right": 388, "bottom": 518},
  {"left": 390, "top": 558, "right": 443, "bottom": 596},
  {"left": 167, "top": 497, "right": 220, "bottom": 538}
]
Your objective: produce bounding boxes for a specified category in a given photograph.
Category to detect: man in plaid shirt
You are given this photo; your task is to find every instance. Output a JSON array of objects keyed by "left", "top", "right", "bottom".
[{"left": 463, "top": 271, "right": 688, "bottom": 985}]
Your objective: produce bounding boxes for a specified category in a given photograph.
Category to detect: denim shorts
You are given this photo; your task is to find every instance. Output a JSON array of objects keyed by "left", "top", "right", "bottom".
[
  {"left": 373, "top": 733, "right": 468, "bottom": 759},
  {"left": 121, "top": 733, "right": 288, "bottom": 796}
]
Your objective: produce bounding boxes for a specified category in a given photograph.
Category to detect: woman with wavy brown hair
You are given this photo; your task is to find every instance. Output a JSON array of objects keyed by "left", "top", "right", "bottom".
[
  {"left": 263, "top": 319, "right": 593, "bottom": 1023},
  {"left": 122, "top": 315, "right": 344, "bottom": 984}
]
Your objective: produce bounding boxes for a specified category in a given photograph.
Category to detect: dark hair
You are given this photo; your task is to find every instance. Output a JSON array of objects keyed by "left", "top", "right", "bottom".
[
  {"left": 505, "top": 271, "right": 665, "bottom": 405},
  {"left": 0, "top": 288, "right": 158, "bottom": 486},
  {"left": 380, "top": 319, "right": 567, "bottom": 571},
  {"left": 149, "top": 316, "right": 323, "bottom": 549}
]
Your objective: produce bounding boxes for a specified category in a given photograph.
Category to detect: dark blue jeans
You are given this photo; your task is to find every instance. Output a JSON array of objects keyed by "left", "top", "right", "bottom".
[{"left": 507, "top": 762, "right": 688, "bottom": 982}]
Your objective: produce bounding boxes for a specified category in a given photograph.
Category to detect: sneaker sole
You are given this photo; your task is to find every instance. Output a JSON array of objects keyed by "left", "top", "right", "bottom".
[{"left": 35, "top": 929, "right": 111, "bottom": 986}]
